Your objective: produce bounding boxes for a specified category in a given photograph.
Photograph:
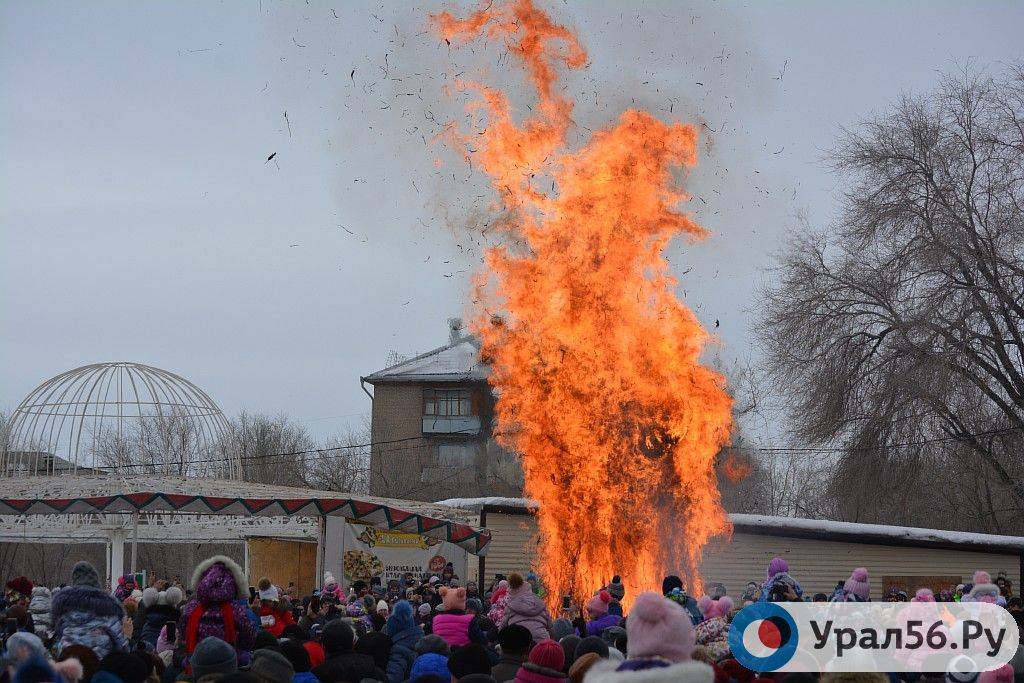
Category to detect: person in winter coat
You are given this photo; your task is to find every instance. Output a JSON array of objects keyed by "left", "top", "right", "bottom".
[
  {"left": 383, "top": 600, "right": 422, "bottom": 683},
  {"left": 5, "top": 577, "right": 36, "bottom": 635},
  {"left": 137, "top": 585, "right": 184, "bottom": 649},
  {"left": 113, "top": 575, "right": 138, "bottom": 603},
  {"left": 51, "top": 561, "right": 130, "bottom": 660},
  {"left": 432, "top": 586, "right": 486, "bottom": 648},
  {"left": 27, "top": 587, "right": 52, "bottom": 640},
  {"left": 586, "top": 592, "right": 714, "bottom": 683},
  {"left": 501, "top": 574, "right": 552, "bottom": 644},
  {"left": 830, "top": 568, "right": 870, "bottom": 603},
  {"left": 693, "top": 596, "right": 733, "bottom": 662},
  {"left": 512, "top": 639, "right": 565, "bottom": 683},
  {"left": 353, "top": 631, "right": 393, "bottom": 677},
  {"left": 488, "top": 580, "right": 511, "bottom": 625},
  {"left": 585, "top": 591, "right": 620, "bottom": 638},
  {"left": 280, "top": 638, "right": 320, "bottom": 683},
  {"left": 966, "top": 571, "right": 1002, "bottom": 603},
  {"left": 311, "top": 620, "right": 384, "bottom": 683},
  {"left": 492, "top": 625, "right": 532, "bottom": 683},
  {"left": 661, "top": 576, "right": 703, "bottom": 625},
  {"left": 256, "top": 579, "right": 296, "bottom": 638},
  {"left": 179, "top": 555, "right": 258, "bottom": 668},
  {"left": 760, "top": 558, "right": 804, "bottom": 603}
]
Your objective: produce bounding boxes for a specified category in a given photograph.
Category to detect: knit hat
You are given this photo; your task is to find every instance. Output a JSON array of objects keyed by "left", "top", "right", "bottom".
[
  {"left": 551, "top": 618, "right": 575, "bottom": 641},
  {"left": 417, "top": 602, "right": 432, "bottom": 617},
  {"left": 575, "top": 635, "right": 609, "bottom": 660},
  {"left": 979, "top": 664, "right": 1014, "bottom": 683},
  {"left": 6, "top": 576, "right": 33, "bottom": 599},
  {"left": 529, "top": 639, "right": 565, "bottom": 671},
  {"left": 560, "top": 635, "right": 581, "bottom": 668},
  {"left": 257, "top": 578, "right": 279, "bottom": 602},
  {"left": 376, "top": 600, "right": 389, "bottom": 613},
  {"left": 606, "top": 575, "right": 625, "bottom": 602},
  {"left": 12, "top": 655, "right": 59, "bottom": 683},
  {"left": 255, "top": 630, "right": 280, "bottom": 652},
  {"left": 386, "top": 600, "right": 415, "bottom": 633},
  {"left": 191, "top": 637, "right": 238, "bottom": 680},
  {"left": 58, "top": 645, "right": 100, "bottom": 683},
  {"left": 71, "top": 561, "right": 101, "bottom": 588},
  {"left": 448, "top": 643, "right": 491, "bottom": 678},
  {"left": 625, "top": 591, "right": 696, "bottom": 663},
  {"left": 661, "top": 575, "right": 684, "bottom": 596},
  {"left": 766, "top": 557, "right": 789, "bottom": 581},
  {"left": 974, "top": 571, "right": 993, "bottom": 586},
  {"left": 569, "top": 652, "right": 601, "bottom": 683},
  {"left": 415, "top": 634, "right": 450, "bottom": 656},
  {"left": 912, "top": 588, "right": 935, "bottom": 603},
  {"left": 98, "top": 653, "right": 149, "bottom": 683},
  {"left": 354, "top": 631, "right": 393, "bottom": 671},
  {"left": 52, "top": 658, "right": 84, "bottom": 683},
  {"left": 439, "top": 586, "right": 467, "bottom": 611},
  {"left": 706, "top": 596, "right": 734, "bottom": 619},
  {"left": 843, "top": 568, "right": 871, "bottom": 601},
  {"left": 587, "top": 590, "right": 612, "bottom": 617},
  {"left": 409, "top": 652, "right": 449, "bottom": 681},
  {"left": 250, "top": 648, "right": 294, "bottom": 683},
  {"left": 466, "top": 597, "right": 483, "bottom": 614},
  {"left": 320, "top": 621, "right": 355, "bottom": 656},
  {"left": 4, "top": 632, "right": 45, "bottom": 661}
]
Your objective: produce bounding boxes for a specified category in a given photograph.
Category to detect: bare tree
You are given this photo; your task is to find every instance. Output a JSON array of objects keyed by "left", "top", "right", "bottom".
[
  {"left": 759, "top": 65, "right": 1024, "bottom": 530},
  {"left": 302, "top": 419, "right": 373, "bottom": 493},
  {"left": 232, "top": 412, "right": 316, "bottom": 486}
]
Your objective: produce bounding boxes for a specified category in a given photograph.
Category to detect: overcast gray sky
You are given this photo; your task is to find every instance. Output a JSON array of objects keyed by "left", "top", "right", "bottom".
[{"left": 2, "top": 0, "right": 1022, "bottom": 443}]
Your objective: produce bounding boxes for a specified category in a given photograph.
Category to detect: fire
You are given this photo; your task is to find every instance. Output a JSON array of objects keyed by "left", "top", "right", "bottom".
[{"left": 432, "top": 0, "right": 733, "bottom": 610}]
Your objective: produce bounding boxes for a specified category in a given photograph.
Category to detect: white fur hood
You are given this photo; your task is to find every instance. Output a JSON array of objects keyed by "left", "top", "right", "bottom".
[{"left": 584, "top": 659, "right": 715, "bottom": 683}]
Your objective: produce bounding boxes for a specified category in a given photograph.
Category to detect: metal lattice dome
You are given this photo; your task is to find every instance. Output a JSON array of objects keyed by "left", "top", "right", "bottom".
[{"left": 2, "top": 362, "right": 238, "bottom": 478}]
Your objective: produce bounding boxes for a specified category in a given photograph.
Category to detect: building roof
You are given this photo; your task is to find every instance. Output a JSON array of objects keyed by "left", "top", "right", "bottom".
[
  {"left": 434, "top": 497, "right": 1024, "bottom": 554},
  {"left": 0, "top": 476, "right": 491, "bottom": 555},
  {"left": 362, "top": 336, "right": 488, "bottom": 384}
]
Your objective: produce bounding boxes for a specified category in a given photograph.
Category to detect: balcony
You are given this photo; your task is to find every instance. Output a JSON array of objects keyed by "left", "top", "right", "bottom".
[{"left": 422, "top": 415, "right": 481, "bottom": 435}]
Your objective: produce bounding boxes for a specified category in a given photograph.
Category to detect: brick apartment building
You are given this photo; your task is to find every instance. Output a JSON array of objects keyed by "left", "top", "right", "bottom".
[{"left": 361, "top": 319, "right": 523, "bottom": 502}]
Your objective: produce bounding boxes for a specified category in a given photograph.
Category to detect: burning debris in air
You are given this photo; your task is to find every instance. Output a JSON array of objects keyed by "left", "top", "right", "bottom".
[{"left": 432, "top": 0, "right": 733, "bottom": 609}]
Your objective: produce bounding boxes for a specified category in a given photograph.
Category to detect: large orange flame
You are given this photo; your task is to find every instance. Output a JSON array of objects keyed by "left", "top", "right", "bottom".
[{"left": 433, "top": 0, "right": 733, "bottom": 611}]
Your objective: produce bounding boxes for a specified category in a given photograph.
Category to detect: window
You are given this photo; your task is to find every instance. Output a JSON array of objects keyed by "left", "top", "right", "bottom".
[
  {"left": 437, "top": 442, "right": 474, "bottom": 467},
  {"left": 423, "top": 388, "right": 474, "bottom": 417}
]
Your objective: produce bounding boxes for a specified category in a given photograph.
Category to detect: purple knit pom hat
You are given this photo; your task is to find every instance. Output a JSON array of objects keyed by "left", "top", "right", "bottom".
[{"left": 766, "top": 557, "right": 789, "bottom": 581}]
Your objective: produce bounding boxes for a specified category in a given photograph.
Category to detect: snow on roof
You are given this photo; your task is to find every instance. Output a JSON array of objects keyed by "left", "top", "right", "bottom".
[
  {"left": 362, "top": 336, "right": 488, "bottom": 383},
  {"left": 435, "top": 496, "right": 540, "bottom": 510},
  {"left": 436, "top": 497, "right": 1024, "bottom": 552}
]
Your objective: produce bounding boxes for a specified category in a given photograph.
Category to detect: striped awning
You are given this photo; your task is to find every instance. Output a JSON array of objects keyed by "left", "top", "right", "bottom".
[{"left": 0, "top": 476, "right": 491, "bottom": 555}]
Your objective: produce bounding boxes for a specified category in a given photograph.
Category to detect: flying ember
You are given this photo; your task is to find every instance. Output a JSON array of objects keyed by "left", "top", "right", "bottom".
[{"left": 432, "top": 0, "right": 733, "bottom": 610}]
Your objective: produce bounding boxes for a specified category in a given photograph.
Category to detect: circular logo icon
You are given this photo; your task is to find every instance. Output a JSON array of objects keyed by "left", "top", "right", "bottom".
[
  {"left": 729, "top": 602, "right": 799, "bottom": 671},
  {"left": 428, "top": 555, "right": 447, "bottom": 573}
]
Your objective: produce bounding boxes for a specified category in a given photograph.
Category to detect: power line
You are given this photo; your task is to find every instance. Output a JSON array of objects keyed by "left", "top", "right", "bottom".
[{"left": 87, "top": 423, "right": 1024, "bottom": 474}]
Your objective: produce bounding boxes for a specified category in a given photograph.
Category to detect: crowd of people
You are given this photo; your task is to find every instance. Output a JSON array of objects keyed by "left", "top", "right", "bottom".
[{"left": 3, "top": 556, "right": 1024, "bottom": 683}]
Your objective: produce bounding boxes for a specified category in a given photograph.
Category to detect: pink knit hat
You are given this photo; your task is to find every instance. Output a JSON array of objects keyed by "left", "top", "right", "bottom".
[
  {"left": 911, "top": 588, "right": 935, "bottom": 603},
  {"left": 706, "top": 596, "right": 734, "bottom": 619},
  {"left": 586, "top": 590, "right": 612, "bottom": 617},
  {"left": 844, "top": 568, "right": 870, "bottom": 601},
  {"left": 974, "top": 570, "right": 992, "bottom": 585},
  {"left": 979, "top": 664, "right": 1013, "bottom": 683},
  {"left": 625, "top": 591, "right": 695, "bottom": 662}
]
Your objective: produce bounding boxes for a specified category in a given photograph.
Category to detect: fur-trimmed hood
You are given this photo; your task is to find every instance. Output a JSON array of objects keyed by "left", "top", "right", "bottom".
[
  {"left": 584, "top": 659, "right": 714, "bottom": 683},
  {"left": 191, "top": 555, "right": 248, "bottom": 602},
  {"left": 51, "top": 585, "right": 125, "bottom": 621}
]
